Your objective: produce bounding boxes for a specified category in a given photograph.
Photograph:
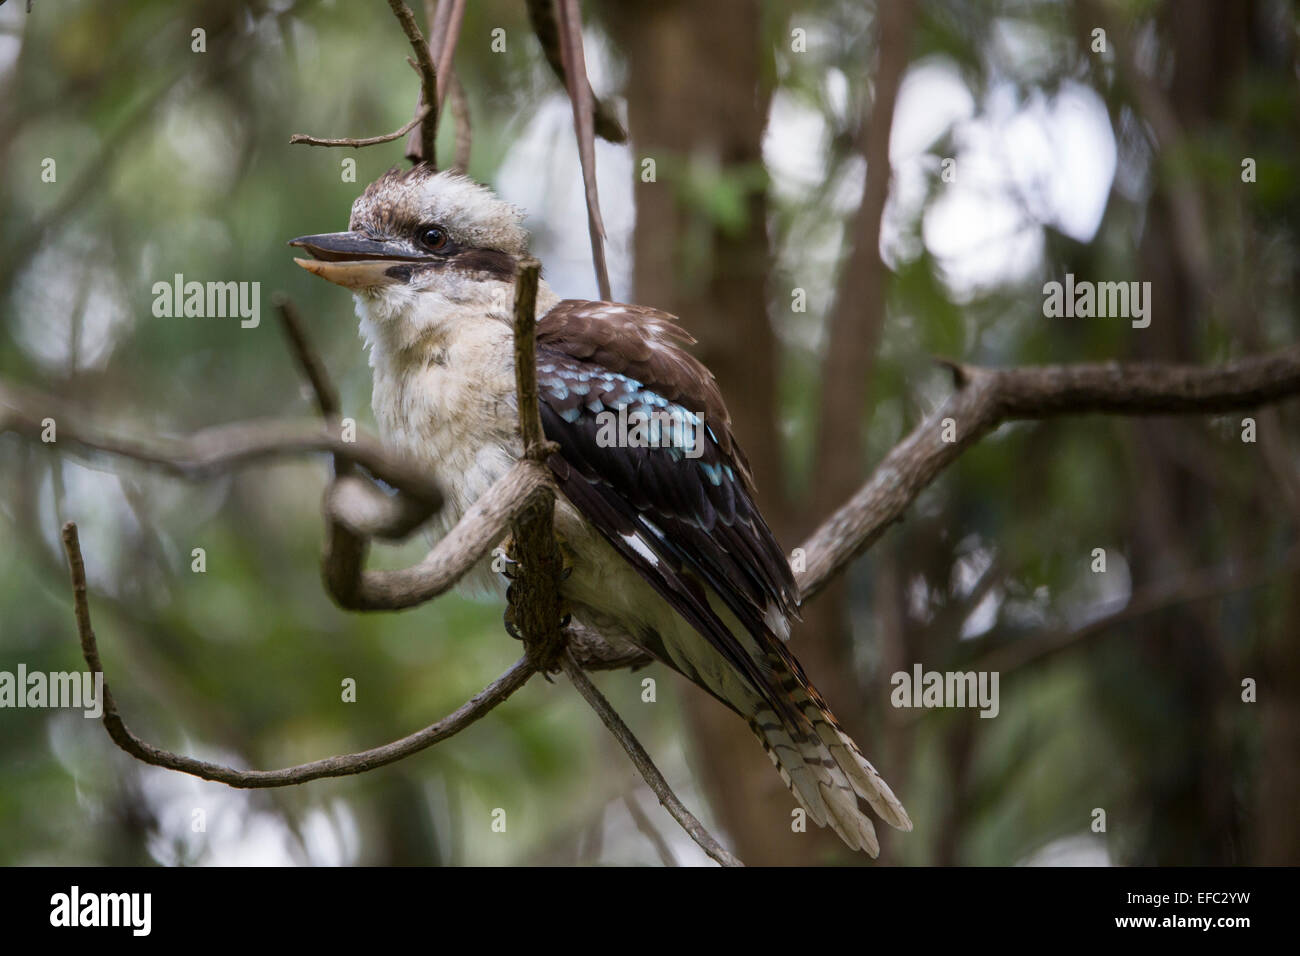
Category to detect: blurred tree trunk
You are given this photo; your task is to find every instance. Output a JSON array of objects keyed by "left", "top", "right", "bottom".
[
  {"left": 1117, "top": 0, "right": 1257, "bottom": 864},
  {"left": 605, "top": 0, "right": 857, "bottom": 864}
]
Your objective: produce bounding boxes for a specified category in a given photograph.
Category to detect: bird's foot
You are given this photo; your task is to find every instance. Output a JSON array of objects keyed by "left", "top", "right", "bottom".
[
  {"left": 500, "top": 536, "right": 576, "bottom": 677},
  {"left": 502, "top": 587, "right": 524, "bottom": 641}
]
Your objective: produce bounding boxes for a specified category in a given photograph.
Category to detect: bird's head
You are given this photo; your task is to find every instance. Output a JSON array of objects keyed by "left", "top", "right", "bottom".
[{"left": 289, "top": 165, "right": 529, "bottom": 331}]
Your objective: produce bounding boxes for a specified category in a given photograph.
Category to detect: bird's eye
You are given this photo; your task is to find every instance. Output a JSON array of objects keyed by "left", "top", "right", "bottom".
[{"left": 419, "top": 225, "right": 449, "bottom": 252}]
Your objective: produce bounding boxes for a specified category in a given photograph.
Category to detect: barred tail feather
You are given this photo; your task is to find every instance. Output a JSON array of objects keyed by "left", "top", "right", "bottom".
[
  {"left": 748, "top": 710, "right": 881, "bottom": 855},
  {"left": 829, "top": 726, "right": 913, "bottom": 833},
  {"left": 650, "top": 603, "right": 910, "bottom": 855},
  {"left": 748, "top": 651, "right": 912, "bottom": 856},
  {"left": 791, "top": 687, "right": 912, "bottom": 834}
]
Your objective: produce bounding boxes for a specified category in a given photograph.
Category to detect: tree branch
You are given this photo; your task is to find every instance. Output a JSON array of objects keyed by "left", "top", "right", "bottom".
[
  {"left": 20, "top": 325, "right": 1299, "bottom": 867},
  {"left": 273, "top": 293, "right": 341, "bottom": 418},
  {"left": 526, "top": 0, "right": 627, "bottom": 144},
  {"left": 448, "top": 71, "right": 472, "bottom": 172},
  {"left": 387, "top": 0, "right": 440, "bottom": 167},
  {"left": 554, "top": 0, "right": 612, "bottom": 300},
  {"left": 560, "top": 651, "right": 743, "bottom": 867},
  {"left": 60, "top": 521, "right": 536, "bottom": 789},
  {"left": 505, "top": 257, "right": 568, "bottom": 670},
  {"left": 796, "top": 345, "right": 1300, "bottom": 602},
  {"left": 289, "top": 105, "right": 432, "bottom": 149},
  {"left": 0, "top": 381, "right": 442, "bottom": 509},
  {"left": 333, "top": 459, "right": 554, "bottom": 610},
  {"left": 623, "top": 792, "right": 679, "bottom": 866}
]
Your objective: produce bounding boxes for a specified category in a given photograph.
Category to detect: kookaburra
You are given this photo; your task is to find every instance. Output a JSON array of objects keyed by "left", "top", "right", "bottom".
[{"left": 290, "top": 166, "right": 911, "bottom": 856}]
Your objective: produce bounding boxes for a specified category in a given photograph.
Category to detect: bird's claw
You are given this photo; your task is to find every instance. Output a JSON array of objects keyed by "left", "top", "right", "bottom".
[
  {"left": 557, "top": 540, "right": 576, "bottom": 581},
  {"left": 503, "top": 599, "right": 523, "bottom": 641},
  {"left": 495, "top": 546, "right": 521, "bottom": 580}
]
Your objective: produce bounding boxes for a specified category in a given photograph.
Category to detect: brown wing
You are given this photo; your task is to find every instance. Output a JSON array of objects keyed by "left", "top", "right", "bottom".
[{"left": 535, "top": 300, "right": 799, "bottom": 709}]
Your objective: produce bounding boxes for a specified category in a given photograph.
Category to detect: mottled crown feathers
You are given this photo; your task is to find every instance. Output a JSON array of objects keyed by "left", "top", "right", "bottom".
[{"left": 349, "top": 165, "right": 529, "bottom": 256}]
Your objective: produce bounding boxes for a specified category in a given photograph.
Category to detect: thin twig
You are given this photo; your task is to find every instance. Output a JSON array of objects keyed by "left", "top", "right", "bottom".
[
  {"left": 623, "top": 792, "right": 679, "bottom": 866},
  {"left": 526, "top": 0, "right": 627, "bottom": 143},
  {"left": 60, "top": 521, "right": 537, "bottom": 788},
  {"left": 410, "top": 1, "right": 469, "bottom": 170},
  {"left": 387, "top": 0, "right": 439, "bottom": 167},
  {"left": 0, "top": 381, "right": 442, "bottom": 508},
  {"left": 512, "top": 258, "right": 546, "bottom": 455},
  {"left": 404, "top": 0, "right": 449, "bottom": 162},
  {"left": 448, "top": 71, "right": 471, "bottom": 172},
  {"left": 506, "top": 257, "right": 568, "bottom": 671},
  {"left": 554, "top": 0, "right": 612, "bottom": 299},
  {"left": 272, "top": 293, "right": 341, "bottom": 418},
  {"left": 560, "top": 652, "right": 744, "bottom": 867},
  {"left": 433, "top": 0, "right": 466, "bottom": 111},
  {"left": 270, "top": 293, "right": 380, "bottom": 615},
  {"left": 289, "top": 105, "right": 432, "bottom": 148}
]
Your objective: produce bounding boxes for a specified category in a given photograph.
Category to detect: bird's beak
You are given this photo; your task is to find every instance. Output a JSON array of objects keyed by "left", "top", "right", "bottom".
[{"left": 288, "top": 231, "right": 426, "bottom": 290}]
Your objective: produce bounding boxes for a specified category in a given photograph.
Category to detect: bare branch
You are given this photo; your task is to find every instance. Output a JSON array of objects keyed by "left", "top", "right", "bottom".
[
  {"left": 432, "top": 0, "right": 466, "bottom": 111},
  {"left": 560, "top": 651, "right": 744, "bottom": 867},
  {"left": 270, "top": 293, "right": 382, "bottom": 617},
  {"left": 289, "top": 105, "right": 432, "bottom": 148},
  {"left": 505, "top": 257, "right": 568, "bottom": 670},
  {"left": 323, "top": 474, "right": 437, "bottom": 541},
  {"left": 512, "top": 258, "right": 547, "bottom": 455},
  {"left": 554, "top": 0, "right": 612, "bottom": 300},
  {"left": 0, "top": 380, "right": 442, "bottom": 509},
  {"left": 61, "top": 521, "right": 536, "bottom": 789},
  {"left": 15, "top": 341, "right": 1300, "bottom": 632},
  {"left": 448, "top": 71, "right": 472, "bottom": 173},
  {"left": 402, "top": 0, "right": 466, "bottom": 165},
  {"left": 526, "top": 0, "right": 627, "bottom": 143},
  {"left": 387, "top": 0, "right": 440, "bottom": 167},
  {"left": 334, "top": 459, "right": 554, "bottom": 610},
  {"left": 797, "top": 346, "right": 1300, "bottom": 602},
  {"left": 623, "top": 792, "right": 678, "bottom": 866},
  {"left": 272, "top": 293, "right": 341, "bottom": 418}
]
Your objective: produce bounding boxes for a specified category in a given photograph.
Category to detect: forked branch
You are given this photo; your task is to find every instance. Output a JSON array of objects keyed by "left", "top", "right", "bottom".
[{"left": 796, "top": 346, "right": 1300, "bottom": 602}]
